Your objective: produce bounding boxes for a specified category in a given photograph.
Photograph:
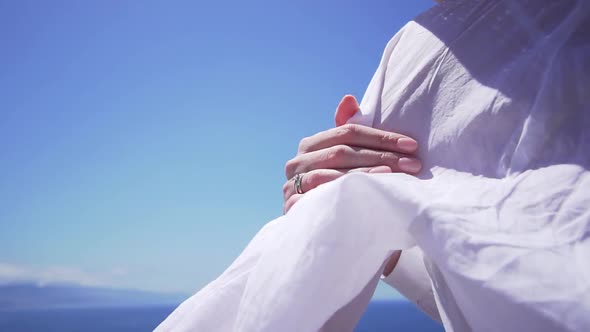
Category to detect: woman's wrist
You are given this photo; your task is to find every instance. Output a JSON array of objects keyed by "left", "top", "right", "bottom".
[{"left": 383, "top": 250, "right": 402, "bottom": 276}]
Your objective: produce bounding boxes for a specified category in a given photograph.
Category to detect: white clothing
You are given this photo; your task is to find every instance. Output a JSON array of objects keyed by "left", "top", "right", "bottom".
[
  {"left": 382, "top": 247, "right": 440, "bottom": 321},
  {"left": 157, "top": 1, "right": 590, "bottom": 331}
]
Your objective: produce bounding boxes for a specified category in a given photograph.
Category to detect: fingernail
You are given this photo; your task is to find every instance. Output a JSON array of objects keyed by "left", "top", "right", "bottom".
[
  {"left": 398, "top": 158, "right": 422, "bottom": 173},
  {"left": 369, "top": 166, "right": 392, "bottom": 173},
  {"left": 397, "top": 138, "right": 418, "bottom": 152}
]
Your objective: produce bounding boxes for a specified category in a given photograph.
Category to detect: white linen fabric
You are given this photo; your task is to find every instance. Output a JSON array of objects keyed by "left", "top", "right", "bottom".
[
  {"left": 381, "top": 246, "right": 440, "bottom": 321},
  {"left": 156, "top": 0, "right": 590, "bottom": 331}
]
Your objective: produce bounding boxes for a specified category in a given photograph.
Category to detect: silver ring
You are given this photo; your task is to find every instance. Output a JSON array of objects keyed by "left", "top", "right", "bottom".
[{"left": 293, "top": 173, "right": 305, "bottom": 194}]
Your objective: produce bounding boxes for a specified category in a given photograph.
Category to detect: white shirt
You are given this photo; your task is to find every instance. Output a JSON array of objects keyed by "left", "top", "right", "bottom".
[{"left": 382, "top": 247, "right": 440, "bottom": 322}]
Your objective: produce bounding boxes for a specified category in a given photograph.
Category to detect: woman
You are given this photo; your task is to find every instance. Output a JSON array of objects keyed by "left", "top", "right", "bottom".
[
  {"left": 157, "top": 1, "right": 590, "bottom": 331},
  {"left": 282, "top": 94, "right": 439, "bottom": 321}
]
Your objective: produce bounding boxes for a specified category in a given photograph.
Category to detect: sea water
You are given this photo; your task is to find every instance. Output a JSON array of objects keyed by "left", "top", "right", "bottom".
[{"left": 0, "top": 301, "right": 444, "bottom": 332}]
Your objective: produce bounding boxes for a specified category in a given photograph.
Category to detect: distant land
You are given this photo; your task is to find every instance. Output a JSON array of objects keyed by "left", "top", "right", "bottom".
[{"left": 0, "top": 283, "right": 187, "bottom": 311}]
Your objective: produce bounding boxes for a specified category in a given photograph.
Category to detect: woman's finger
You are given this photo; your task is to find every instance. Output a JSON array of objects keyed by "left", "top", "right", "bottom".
[
  {"left": 297, "top": 123, "right": 418, "bottom": 155},
  {"left": 283, "top": 169, "right": 345, "bottom": 200},
  {"left": 282, "top": 166, "right": 392, "bottom": 202},
  {"left": 334, "top": 95, "right": 360, "bottom": 127},
  {"left": 285, "top": 145, "right": 421, "bottom": 180}
]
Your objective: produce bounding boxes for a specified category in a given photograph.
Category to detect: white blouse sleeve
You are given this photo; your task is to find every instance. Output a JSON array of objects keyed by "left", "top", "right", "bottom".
[{"left": 381, "top": 246, "right": 441, "bottom": 322}]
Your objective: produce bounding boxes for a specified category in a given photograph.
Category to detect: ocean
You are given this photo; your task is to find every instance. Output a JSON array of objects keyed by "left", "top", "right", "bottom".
[{"left": 0, "top": 301, "right": 444, "bottom": 331}]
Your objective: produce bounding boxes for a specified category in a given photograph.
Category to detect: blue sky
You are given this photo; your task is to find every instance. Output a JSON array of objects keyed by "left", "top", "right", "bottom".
[{"left": 0, "top": 0, "right": 434, "bottom": 299}]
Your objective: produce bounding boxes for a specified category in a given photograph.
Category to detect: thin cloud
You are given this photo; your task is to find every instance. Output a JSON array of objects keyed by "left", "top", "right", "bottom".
[
  {"left": 0, "top": 262, "right": 127, "bottom": 287},
  {"left": 0, "top": 263, "right": 27, "bottom": 281}
]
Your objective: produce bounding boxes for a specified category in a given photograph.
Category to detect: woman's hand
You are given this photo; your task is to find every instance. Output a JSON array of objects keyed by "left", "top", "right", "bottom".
[{"left": 283, "top": 95, "right": 422, "bottom": 213}]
